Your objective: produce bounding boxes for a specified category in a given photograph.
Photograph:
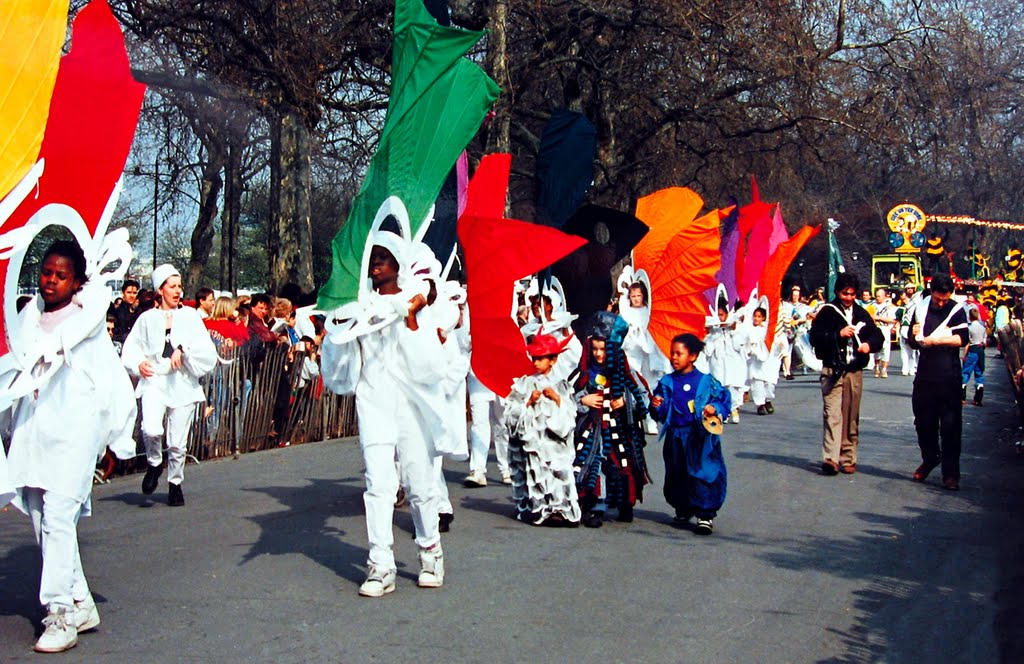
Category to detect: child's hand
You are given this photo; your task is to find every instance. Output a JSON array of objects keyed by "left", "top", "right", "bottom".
[
  {"left": 408, "top": 293, "right": 428, "bottom": 315},
  {"left": 527, "top": 389, "right": 542, "bottom": 407},
  {"left": 702, "top": 404, "right": 716, "bottom": 417},
  {"left": 650, "top": 396, "right": 664, "bottom": 408},
  {"left": 581, "top": 393, "right": 603, "bottom": 408},
  {"left": 541, "top": 387, "right": 561, "bottom": 406},
  {"left": 610, "top": 397, "right": 625, "bottom": 409}
]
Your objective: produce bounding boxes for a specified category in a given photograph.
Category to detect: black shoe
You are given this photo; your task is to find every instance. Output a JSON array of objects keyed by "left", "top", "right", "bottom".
[
  {"left": 962, "top": 385, "right": 967, "bottom": 402},
  {"left": 617, "top": 504, "right": 634, "bottom": 523},
  {"left": 756, "top": 405, "right": 767, "bottom": 416},
  {"left": 167, "top": 483, "right": 185, "bottom": 507},
  {"left": 785, "top": 374, "right": 794, "bottom": 381},
  {"left": 974, "top": 386, "right": 984, "bottom": 406},
  {"left": 583, "top": 510, "right": 604, "bottom": 528},
  {"left": 439, "top": 512, "right": 454, "bottom": 533},
  {"left": 765, "top": 402, "right": 775, "bottom": 414},
  {"left": 141, "top": 464, "right": 163, "bottom": 495}
]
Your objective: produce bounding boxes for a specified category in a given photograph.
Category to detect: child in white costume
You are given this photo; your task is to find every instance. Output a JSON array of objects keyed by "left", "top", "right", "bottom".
[
  {"left": 617, "top": 266, "right": 671, "bottom": 389},
  {"left": 504, "top": 333, "right": 581, "bottom": 525},
  {"left": 521, "top": 277, "right": 583, "bottom": 384},
  {"left": 122, "top": 264, "right": 217, "bottom": 507},
  {"left": 1, "top": 241, "right": 137, "bottom": 653},
  {"left": 747, "top": 305, "right": 782, "bottom": 415},
  {"left": 416, "top": 258, "right": 470, "bottom": 533},
  {"left": 320, "top": 230, "right": 448, "bottom": 597},
  {"left": 704, "top": 304, "right": 749, "bottom": 423}
]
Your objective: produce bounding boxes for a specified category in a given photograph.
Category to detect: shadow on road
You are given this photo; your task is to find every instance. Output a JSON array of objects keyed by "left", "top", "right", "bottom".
[
  {"left": 0, "top": 544, "right": 42, "bottom": 628},
  {"left": 239, "top": 477, "right": 369, "bottom": 585}
]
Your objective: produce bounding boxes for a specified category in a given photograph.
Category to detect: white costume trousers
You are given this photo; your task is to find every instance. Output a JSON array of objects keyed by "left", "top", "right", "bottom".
[
  {"left": 874, "top": 327, "right": 893, "bottom": 363},
  {"left": 142, "top": 396, "right": 197, "bottom": 485},
  {"left": 750, "top": 379, "right": 776, "bottom": 406},
  {"left": 469, "top": 398, "right": 509, "bottom": 475},
  {"left": 362, "top": 421, "right": 440, "bottom": 570},
  {"left": 727, "top": 386, "right": 745, "bottom": 412},
  {"left": 24, "top": 488, "right": 89, "bottom": 610},
  {"left": 899, "top": 335, "right": 918, "bottom": 375},
  {"left": 433, "top": 456, "right": 453, "bottom": 515},
  {"left": 778, "top": 337, "right": 793, "bottom": 376}
]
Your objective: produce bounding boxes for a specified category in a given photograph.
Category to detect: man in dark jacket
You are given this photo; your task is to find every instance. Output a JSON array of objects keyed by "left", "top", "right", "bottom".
[
  {"left": 907, "top": 273, "right": 969, "bottom": 490},
  {"left": 112, "top": 279, "right": 141, "bottom": 343},
  {"left": 809, "top": 273, "right": 885, "bottom": 475}
]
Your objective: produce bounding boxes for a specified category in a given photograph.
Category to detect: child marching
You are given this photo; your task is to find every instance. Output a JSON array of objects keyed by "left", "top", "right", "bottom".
[
  {"left": 504, "top": 333, "right": 581, "bottom": 526},
  {"left": 650, "top": 334, "right": 731, "bottom": 535}
]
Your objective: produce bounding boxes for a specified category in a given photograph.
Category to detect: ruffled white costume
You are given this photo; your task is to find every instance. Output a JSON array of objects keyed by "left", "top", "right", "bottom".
[{"left": 503, "top": 371, "right": 580, "bottom": 524}]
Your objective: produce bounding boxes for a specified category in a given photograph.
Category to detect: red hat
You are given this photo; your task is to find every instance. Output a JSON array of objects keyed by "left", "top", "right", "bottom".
[{"left": 526, "top": 333, "right": 574, "bottom": 358}]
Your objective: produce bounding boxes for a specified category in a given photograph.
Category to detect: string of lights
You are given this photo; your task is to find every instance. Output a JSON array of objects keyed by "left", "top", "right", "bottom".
[{"left": 926, "top": 215, "right": 1024, "bottom": 232}]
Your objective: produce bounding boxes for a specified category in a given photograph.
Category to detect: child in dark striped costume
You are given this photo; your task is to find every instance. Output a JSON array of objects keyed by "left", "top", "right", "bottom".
[{"left": 572, "top": 314, "right": 651, "bottom": 528}]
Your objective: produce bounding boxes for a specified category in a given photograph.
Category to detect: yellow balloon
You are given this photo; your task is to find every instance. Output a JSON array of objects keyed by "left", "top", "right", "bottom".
[{"left": 0, "top": 0, "right": 68, "bottom": 203}]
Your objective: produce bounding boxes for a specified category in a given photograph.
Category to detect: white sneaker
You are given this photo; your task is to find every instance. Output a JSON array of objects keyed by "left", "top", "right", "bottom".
[
  {"left": 695, "top": 518, "right": 714, "bottom": 535},
  {"left": 463, "top": 470, "right": 487, "bottom": 488},
  {"left": 34, "top": 607, "right": 77, "bottom": 653},
  {"left": 73, "top": 595, "right": 100, "bottom": 632},
  {"left": 730, "top": 410, "right": 739, "bottom": 424},
  {"left": 500, "top": 471, "right": 512, "bottom": 486},
  {"left": 417, "top": 546, "right": 445, "bottom": 588},
  {"left": 358, "top": 565, "right": 396, "bottom": 597}
]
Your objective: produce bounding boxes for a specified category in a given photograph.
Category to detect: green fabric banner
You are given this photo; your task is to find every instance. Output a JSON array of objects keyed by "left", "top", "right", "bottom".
[
  {"left": 826, "top": 218, "right": 845, "bottom": 301},
  {"left": 318, "top": 0, "right": 500, "bottom": 311}
]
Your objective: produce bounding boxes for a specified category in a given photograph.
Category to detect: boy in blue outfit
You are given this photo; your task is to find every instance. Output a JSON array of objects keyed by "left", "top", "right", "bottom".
[{"left": 650, "top": 333, "right": 731, "bottom": 535}]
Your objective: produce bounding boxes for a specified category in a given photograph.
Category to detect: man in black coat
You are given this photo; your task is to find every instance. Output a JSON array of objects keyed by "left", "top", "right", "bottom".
[
  {"left": 907, "top": 273, "right": 969, "bottom": 490},
  {"left": 809, "top": 273, "right": 885, "bottom": 475}
]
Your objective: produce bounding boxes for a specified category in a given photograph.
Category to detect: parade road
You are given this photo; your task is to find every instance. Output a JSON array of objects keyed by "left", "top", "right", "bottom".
[{"left": 2, "top": 352, "right": 1021, "bottom": 663}]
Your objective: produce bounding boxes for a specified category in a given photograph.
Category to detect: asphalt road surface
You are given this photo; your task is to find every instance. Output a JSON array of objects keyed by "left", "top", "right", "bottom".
[{"left": 2, "top": 351, "right": 1022, "bottom": 663}]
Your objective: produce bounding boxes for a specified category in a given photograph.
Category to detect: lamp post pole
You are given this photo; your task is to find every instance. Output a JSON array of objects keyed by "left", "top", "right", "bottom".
[{"left": 152, "top": 158, "right": 158, "bottom": 269}]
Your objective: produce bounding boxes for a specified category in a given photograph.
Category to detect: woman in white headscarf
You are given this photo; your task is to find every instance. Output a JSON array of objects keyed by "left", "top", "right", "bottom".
[{"left": 122, "top": 263, "right": 217, "bottom": 507}]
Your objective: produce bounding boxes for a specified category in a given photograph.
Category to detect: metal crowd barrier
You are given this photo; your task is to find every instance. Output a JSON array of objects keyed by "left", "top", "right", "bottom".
[
  {"left": 96, "top": 342, "right": 358, "bottom": 482},
  {"left": 191, "top": 342, "right": 358, "bottom": 461}
]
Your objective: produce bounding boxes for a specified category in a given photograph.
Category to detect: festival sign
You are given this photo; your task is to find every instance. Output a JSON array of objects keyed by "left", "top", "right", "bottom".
[{"left": 885, "top": 203, "right": 927, "bottom": 253}]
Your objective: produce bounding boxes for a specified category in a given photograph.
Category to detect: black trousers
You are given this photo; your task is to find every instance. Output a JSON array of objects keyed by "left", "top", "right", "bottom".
[{"left": 911, "top": 379, "right": 962, "bottom": 480}]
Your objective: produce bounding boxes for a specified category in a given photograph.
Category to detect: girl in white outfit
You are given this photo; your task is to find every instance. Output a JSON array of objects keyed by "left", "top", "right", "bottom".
[
  {"left": 122, "top": 264, "right": 217, "bottom": 506},
  {"left": 2, "top": 241, "right": 137, "bottom": 653},
  {"left": 617, "top": 267, "right": 670, "bottom": 431},
  {"left": 704, "top": 305, "right": 749, "bottom": 423},
  {"left": 747, "top": 305, "right": 783, "bottom": 415}
]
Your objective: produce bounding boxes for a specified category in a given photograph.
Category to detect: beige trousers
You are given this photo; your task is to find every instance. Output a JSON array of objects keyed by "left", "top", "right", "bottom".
[{"left": 820, "top": 368, "right": 863, "bottom": 466}]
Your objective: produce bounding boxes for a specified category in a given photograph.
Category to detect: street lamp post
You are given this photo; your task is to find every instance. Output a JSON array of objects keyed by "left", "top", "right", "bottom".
[{"left": 152, "top": 158, "right": 158, "bottom": 269}]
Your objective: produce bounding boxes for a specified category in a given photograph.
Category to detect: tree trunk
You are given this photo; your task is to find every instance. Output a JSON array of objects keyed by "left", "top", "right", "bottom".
[
  {"left": 485, "top": 0, "right": 510, "bottom": 155},
  {"left": 220, "top": 136, "right": 242, "bottom": 292},
  {"left": 269, "top": 110, "right": 314, "bottom": 294},
  {"left": 186, "top": 139, "right": 225, "bottom": 296}
]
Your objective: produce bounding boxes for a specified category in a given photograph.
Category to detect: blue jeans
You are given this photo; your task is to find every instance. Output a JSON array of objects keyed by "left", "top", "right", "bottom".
[{"left": 962, "top": 347, "right": 985, "bottom": 387}]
